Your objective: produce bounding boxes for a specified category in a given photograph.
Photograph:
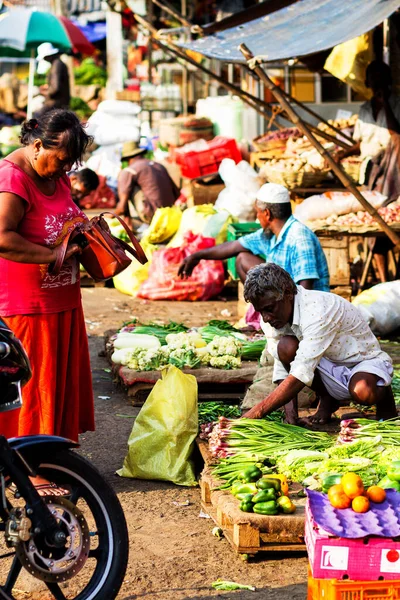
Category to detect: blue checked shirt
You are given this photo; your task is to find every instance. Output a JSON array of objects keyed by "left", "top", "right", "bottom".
[{"left": 239, "top": 216, "right": 330, "bottom": 291}]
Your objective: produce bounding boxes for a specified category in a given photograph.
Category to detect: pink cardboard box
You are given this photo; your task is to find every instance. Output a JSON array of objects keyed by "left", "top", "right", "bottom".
[{"left": 305, "top": 502, "right": 400, "bottom": 581}]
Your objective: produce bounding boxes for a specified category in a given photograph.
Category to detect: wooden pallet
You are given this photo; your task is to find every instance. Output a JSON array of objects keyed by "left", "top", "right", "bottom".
[{"left": 198, "top": 439, "right": 306, "bottom": 556}]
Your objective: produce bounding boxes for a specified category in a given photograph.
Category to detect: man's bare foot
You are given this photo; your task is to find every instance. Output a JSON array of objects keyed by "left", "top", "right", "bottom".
[
  {"left": 306, "top": 396, "right": 340, "bottom": 425},
  {"left": 284, "top": 398, "right": 298, "bottom": 425}
]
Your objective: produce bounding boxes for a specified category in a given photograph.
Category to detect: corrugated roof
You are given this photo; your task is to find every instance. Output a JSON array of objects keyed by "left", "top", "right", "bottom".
[{"left": 181, "top": 0, "right": 400, "bottom": 62}]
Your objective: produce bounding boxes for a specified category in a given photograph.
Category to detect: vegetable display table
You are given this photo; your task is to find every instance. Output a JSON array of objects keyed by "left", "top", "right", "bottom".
[
  {"left": 197, "top": 439, "right": 306, "bottom": 556},
  {"left": 104, "top": 329, "right": 260, "bottom": 405}
]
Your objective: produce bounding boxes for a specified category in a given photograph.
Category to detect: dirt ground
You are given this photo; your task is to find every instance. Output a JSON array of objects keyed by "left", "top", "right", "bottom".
[{"left": 79, "top": 287, "right": 309, "bottom": 600}]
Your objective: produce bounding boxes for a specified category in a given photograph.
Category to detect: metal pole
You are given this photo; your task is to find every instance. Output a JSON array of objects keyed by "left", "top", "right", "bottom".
[
  {"left": 27, "top": 49, "right": 35, "bottom": 120},
  {"left": 239, "top": 43, "right": 400, "bottom": 246},
  {"left": 152, "top": 0, "right": 192, "bottom": 27}
]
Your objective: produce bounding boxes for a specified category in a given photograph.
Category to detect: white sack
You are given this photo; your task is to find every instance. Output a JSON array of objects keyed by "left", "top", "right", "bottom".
[
  {"left": 214, "top": 158, "right": 260, "bottom": 221},
  {"left": 294, "top": 191, "right": 387, "bottom": 223},
  {"left": 352, "top": 281, "right": 400, "bottom": 336}
]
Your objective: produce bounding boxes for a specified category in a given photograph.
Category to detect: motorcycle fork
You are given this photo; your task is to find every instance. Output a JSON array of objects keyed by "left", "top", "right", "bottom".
[{"left": 0, "top": 437, "right": 65, "bottom": 547}]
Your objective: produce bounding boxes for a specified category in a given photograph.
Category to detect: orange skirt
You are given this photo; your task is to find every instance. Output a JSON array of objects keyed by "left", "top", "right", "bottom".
[{"left": 0, "top": 305, "right": 95, "bottom": 442}]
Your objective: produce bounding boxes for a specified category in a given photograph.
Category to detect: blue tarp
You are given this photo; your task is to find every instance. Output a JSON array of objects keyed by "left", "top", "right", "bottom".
[
  {"left": 181, "top": 0, "right": 400, "bottom": 62},
  {"left": 71, "top": 20, "right": 106, "bottom": 42}
]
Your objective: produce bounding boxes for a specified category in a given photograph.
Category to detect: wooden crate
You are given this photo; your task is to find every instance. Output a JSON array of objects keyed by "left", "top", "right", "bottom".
[
  {"left": 199, "top": 465, "right": 306, "bottom": 556},
  {"left": 319, "top": 235, "right": 350, "bottom": 286},
  {"left": 115, "top": 90, "right": 140, "bottom": 102},
  {"left": 190, "top": 180, "right": 224, "bottom": 206}
]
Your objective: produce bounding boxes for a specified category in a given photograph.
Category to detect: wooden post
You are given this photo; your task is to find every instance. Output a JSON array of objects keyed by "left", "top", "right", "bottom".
[{"left": 239, "top": 43, "right": 400, "bottom": 247}]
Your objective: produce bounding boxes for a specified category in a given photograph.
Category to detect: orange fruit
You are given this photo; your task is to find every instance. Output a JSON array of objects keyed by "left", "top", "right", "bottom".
[
  {"left": 352, "top": 496, "right": 370, "bottom": 513},
  {"left": 341, "top": 473, "right": 364, "bottom": 499},
  {"left": 330, "top": 492, "right": 352, "bottom": 510},
  {"left": 366, "top": 486, "right": 386, "bottom": 504},
  {"left": 328, "top": 484, "right": 344, "bottom": 500}
]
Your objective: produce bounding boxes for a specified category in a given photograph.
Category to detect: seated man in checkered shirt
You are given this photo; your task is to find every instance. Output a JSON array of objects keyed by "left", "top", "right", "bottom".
[{"left": 178, "top": 182, "right": 329, "bottom": 291}]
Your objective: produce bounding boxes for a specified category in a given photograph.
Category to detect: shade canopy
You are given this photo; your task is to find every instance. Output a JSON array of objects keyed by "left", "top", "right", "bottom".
[
  {"left": 59, "top": 16, "right": 96, "bottom": 55},
  {"left": 180, "top": 0, "right": 400, "bottom": 62},
  {"left": 0, "top": 8, "right": 71, "bottom": 55}
]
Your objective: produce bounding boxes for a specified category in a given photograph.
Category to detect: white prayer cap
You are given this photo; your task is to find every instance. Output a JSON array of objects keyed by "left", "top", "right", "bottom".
[{"left": 256, "top": 183, "right": 290, "bottom": 204}]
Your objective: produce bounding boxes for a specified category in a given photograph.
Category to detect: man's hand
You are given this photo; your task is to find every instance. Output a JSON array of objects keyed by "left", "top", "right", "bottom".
[
  {"left": 178, "top": 255, "right": 199, "bottom": 278},
  {"left": 242, "top": 402, "right": 266, "bottom": 419},
  {"left": 115, "top": 203, "right": 126, "bottom": 216}
]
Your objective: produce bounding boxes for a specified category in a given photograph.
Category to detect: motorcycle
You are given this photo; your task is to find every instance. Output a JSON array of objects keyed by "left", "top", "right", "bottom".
[{"left": 0, "top": 318, "right": 129, "bottom": 600}]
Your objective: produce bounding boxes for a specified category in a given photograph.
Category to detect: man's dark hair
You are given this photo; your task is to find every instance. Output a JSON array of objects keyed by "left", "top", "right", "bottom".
[
  {"left": 75, "top": 168, "right": 99, "bottom": 192},
  {"left": 366, "top": 60, "right": 392, "bottom": 87},
  {"left": 20, "top": 109, "right": 92, "bottom": 164},
  {"left": 244, "top": 263, "right": 297, "bottom": 305},
  {"left": 263, "top": 202, "right": 292, "bottom": 220}
]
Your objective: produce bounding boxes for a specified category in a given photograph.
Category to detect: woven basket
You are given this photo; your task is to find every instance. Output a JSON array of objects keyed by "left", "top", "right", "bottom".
[
  {"left": 341, "top": 158, "right": 362, "bottom": 184},
  {"left": 262, "top": 161, "right": 329, "bottom": 189},
  {"left": 252, "top": 136, "right": 287, "bottom": 152}
]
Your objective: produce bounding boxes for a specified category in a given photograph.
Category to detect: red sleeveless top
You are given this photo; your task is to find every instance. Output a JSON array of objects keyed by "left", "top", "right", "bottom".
[{"left": 0, "top": 159, "right": 86, "bottom": 316}]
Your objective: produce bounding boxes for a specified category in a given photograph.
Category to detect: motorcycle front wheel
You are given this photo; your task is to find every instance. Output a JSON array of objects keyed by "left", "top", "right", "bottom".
[{"left": 2, "top": 449, "right": 129, "bottom": 600}]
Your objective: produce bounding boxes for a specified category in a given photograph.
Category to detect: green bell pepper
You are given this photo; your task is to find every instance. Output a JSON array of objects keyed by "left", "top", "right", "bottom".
[
  {"left": 239, "top": 500, "right": 254, "bottom": 513},
  {"left": 256, "top": 478, "right": 279, "bottom": 491},
  {"left": 236, "top": 492, "right": 255, "bottom": 502},
  {"left": 238, "top": 466, "right": 263, "bottom": 483},
  {"left": 276, "top": 495, "right": 296, "bottom": 514},
  {"left": 252, "top": 489, "right": 276, "bottom": 503},
  {"left": 387, "top": 461, "right": 400, "bottom": 482},
  {"left": 257, "top": 477, "right": 281, "bottom": 492},
  {"left": 378, "top": 475, "right": 400, "bottom": 491},
  {"left": 231, "top": 483, "right": 258, "bottom": 496},
  {"left": 253, "top": 500, "right": 278, "bottom": 515}
]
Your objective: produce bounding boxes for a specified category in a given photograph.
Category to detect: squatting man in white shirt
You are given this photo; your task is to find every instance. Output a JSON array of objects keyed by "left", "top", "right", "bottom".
[{"left": 242, "top": 263, "right": 397, "bottom": 425}]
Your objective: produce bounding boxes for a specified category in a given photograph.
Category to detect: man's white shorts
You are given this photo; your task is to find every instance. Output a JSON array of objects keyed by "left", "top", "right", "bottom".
[{"left": 316, "top": 357, "right": 393, "bottom": 401}]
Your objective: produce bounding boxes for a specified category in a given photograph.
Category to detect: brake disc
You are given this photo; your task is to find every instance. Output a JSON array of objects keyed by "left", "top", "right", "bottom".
[{"left": 16, "top": 496, "right": 90, "bottom": 583}]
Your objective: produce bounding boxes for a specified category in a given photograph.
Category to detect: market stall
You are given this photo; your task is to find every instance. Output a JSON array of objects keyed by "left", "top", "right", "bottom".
[{"left": 105, "top": 320, "right": 267, "bottom": 404}]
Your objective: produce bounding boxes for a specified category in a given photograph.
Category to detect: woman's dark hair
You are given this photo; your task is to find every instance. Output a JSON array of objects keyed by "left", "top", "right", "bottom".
[
  {"left": 20, "top": 109, "right": 92, "bottom": 164},
  {"left": 74, "top": 168, "right": 99, "bottom": 191}
]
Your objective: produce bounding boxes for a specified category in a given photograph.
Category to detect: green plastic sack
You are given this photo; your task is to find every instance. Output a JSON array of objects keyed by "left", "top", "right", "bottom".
[{"left": 117, "top": 365, "right": 198, "bottom": 486}]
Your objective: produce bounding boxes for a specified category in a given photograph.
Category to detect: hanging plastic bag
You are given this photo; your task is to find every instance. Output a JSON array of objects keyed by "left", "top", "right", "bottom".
[
  {"left": 113, "top": 238, "right": 158, "bottom": 297},
  {"left": 142, "top": 206, "right": 182, "bottom": 244},
  {"left": 138, "top": 231, "right": 225, "bottom": 301},
  {"left": 117, "top": 365, "right": 198, "bottom": 486}
]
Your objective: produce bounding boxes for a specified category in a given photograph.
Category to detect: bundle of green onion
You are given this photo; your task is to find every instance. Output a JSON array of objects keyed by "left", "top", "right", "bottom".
[
  {"left": 339, "top": 418, "right": 400, "bottom": 445},
  {"left": 209, "top": 417, "right": 334, "bottom": 459}
]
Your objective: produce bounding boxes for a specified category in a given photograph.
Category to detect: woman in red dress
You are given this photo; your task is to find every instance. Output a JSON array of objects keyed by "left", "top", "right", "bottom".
[{"left": 0, "top": 110, "right": 95, "bottom": 447}]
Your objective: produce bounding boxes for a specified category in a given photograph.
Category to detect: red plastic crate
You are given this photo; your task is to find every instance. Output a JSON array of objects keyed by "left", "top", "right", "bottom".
[
  {"left": 175, "top": 136, "right": 242, "bottom": 179},
  {"left": 308, "top": 565, "right": 400, "bottom": 600}
]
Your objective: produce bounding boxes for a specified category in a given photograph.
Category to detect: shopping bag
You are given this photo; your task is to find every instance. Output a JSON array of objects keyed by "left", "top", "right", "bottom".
[{"left": 117, "top": 365, "right": 198, "bottom": 486}]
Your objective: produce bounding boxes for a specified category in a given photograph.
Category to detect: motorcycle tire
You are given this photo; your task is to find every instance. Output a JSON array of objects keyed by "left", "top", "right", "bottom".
[{"left": 5, "top": 449, "right": 129, "bottom": 600}]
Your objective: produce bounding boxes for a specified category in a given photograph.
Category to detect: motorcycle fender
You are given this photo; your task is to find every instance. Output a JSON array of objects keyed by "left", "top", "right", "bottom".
[{"left": 8, "top": 435, "right": 79, "bottom": 469}]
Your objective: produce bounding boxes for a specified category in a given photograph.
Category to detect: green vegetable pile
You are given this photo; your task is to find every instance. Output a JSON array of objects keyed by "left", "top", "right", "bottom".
[
  {"left": 198, "top": 320, "right": 266, "bottom": 361},
  {"left": 74, "top": 58, "right": 107, "bottom": 87},
  {"left": 198, "top": 402, "right": 241, "bottom": 425},
  {"left": 70, "top": 97, "right": 93, "bottom": 120}
]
